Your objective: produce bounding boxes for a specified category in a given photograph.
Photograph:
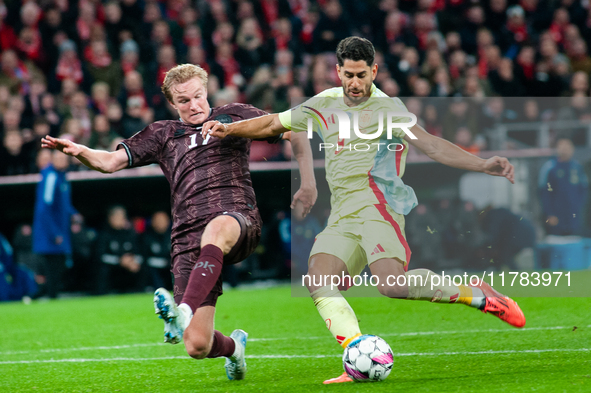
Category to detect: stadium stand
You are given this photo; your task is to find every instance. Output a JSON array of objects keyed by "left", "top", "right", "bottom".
[{"left": 1, "top": 0, "right": 591, "bottom": 295}]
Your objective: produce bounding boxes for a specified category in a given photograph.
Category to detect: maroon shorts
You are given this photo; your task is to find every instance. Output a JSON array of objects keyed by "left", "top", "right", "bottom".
[{"left": 172, "top": 210, "right": 261, "bottom": 307}]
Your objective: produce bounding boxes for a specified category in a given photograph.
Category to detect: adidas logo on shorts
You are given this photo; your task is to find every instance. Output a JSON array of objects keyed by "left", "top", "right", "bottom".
[{"left": 371, "top": 244, "right": 385, "bottom": 256}]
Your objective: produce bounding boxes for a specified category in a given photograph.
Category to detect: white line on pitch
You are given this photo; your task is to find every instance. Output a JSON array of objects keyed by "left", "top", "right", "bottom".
[
  {"left": 248, "top": 324, "right": 589, "bottom": 341},
  {"left": 0, "top": 348, "right": 590, "bottom": 365},
  {"left": 1, "top": 324, "right": 587, "bottom": 356},
  {"left": 0, "top": 356, "right": 190, "bottom": 364},
  {"left": 0, "top": 343, "right": 167, "bottom": 355}
]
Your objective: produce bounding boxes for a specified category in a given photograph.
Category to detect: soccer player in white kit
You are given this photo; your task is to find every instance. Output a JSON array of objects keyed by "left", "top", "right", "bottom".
[{"left": 202, "top": 37, "right": 525, "bottom": 383}]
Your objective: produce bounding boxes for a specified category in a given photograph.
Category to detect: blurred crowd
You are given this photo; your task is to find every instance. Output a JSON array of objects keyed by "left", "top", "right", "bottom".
[
  {"left": 405, "top": 199, "right": 537, "bottom": 271},
  {"left": 2, "top": 0, "right": 591, "bottom": 297},
  {"left": 3, "top": 0, "right": 591, "bottom": 175},
  {"left": 10, "top": 205, "right": 175, "bottom": 297},
  {"left": 7, "top": 202, "right": 304, "bottom": 298}
]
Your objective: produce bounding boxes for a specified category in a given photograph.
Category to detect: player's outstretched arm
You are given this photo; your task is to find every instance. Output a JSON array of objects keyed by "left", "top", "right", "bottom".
[
  {"left": 202, "top": 114, "right": 287, "bottom": 140},
  {"left": 41, "top": 135, "right": 129, "bottom": 174},
  {"left": 404, "top": 125, "right": 515, "bottom": 184},
  {"left": 290, "top": 130, "right": 317, "bottom": 217}
]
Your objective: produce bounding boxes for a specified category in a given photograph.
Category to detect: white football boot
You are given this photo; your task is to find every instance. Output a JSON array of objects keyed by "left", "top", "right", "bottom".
[
  {"left": 153, "top": 288, "right": 191, "bottom": 344},
  {"left": 225, "top": 329, "right": 248, "bottom": 380}
]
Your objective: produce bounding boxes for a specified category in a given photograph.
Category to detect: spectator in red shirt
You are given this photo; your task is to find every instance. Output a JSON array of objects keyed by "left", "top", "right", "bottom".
[
  {"left": 515, "top": 45, "right": 536, "bottom": 83},
  {"left": 16, "top": 26, "right": 43, "bottom": 66},
  {"left": 214, "top": 42, "right": 242, "bottom": 88},
  {"left": 183, "top": 24, "right": 202, "bottom": 49},
  {"left": 0, "top": 15, "right": 17, "bottom": 51},
  {"left": 55, "top": 40, "right": 84, "bottom": 86},
  {"left": 156, "top": 45, "right": 178, "bottom": 86},
  {"left": 16, "top": 2, "right": 43, "bottom": 66},
  {"left": 413, "top": 12, "right": 437, "bottom": 51},
  {"left": 549, "top": 8, "right": 570, "bottom": 45},
  {"left": 77, "top": 1, "right": 100, "bottom": 44},
  {"left": 499, "top": 5, "right": 529, "bottom": 52}
]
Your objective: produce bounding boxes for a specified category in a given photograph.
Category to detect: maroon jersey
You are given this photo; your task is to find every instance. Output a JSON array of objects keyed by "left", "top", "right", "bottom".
[{"left": 118, "top": 103, "right": 280, "bottom": 259}]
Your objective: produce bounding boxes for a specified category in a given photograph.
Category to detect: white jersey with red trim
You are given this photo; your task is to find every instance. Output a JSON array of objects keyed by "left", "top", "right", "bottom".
[{"left": 278, "top": 85, "right": 418, "bottom": 220}]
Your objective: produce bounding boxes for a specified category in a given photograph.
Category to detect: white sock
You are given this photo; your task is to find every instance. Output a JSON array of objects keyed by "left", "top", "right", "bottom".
[
  {"left": 470, "top": 287, "right": 486, "bottom": 309},
  {"left": 179, "top": 303, "right": 193, "bottom": 328},
  {"left": 230, "top": 337, "right": 239, "bottom": 359},
  {"left": 405, "top": 269, "right": 486, "bottom": 309},
  {"left": 311, "top": 286, "right": 362, "bottom": 348}
]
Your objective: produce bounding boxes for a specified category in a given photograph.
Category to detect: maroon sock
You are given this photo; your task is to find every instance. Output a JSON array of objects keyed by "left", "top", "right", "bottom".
[
  {"left": 181, "top": 244, "right": 223, "bottom": 313},
  {"left": 206, "top": 330, "right": 236, "bottom": 358}
]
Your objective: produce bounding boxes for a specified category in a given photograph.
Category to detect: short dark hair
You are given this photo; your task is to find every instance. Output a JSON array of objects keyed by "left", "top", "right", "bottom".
[{"left": 336, "top": 37, "right": 375, "bottom": 67}]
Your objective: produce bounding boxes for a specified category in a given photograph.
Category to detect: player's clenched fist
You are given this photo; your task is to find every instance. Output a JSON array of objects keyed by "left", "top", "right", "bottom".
[
  {"left": 41, "top": 135, "right": 84, "bottom": 157},
  {"left": 202, "top": 120, "right": 230, "bottom": 139}
]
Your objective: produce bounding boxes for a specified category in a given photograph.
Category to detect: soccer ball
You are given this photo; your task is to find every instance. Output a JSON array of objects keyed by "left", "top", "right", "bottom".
[{"left": 342, "top": 335, "right": 394, "bottom": 382}]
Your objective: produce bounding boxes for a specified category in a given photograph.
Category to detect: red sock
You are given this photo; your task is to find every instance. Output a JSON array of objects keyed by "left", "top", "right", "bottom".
[
  {"left": 181, "top": 244, "right": 223, "bottom": 313},
  {"left": 206, "top": 330, "right": 236, "bottom": 358}
]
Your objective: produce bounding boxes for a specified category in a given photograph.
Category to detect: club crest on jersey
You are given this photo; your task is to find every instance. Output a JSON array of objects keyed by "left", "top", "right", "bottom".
[
  {"left": 359, "top": 109, "right": 373, "bottom": 129},
  {"left": 214, "top": 114, "right": 233, "bottom": 124}
]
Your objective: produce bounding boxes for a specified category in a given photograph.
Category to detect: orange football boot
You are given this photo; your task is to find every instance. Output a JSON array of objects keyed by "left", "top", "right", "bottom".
[
  {"left": 323, "top": 372, "right": 353, "bottom": 384},
  {"left": 470, "top": 279, "right": 526, "bottom": 328}
]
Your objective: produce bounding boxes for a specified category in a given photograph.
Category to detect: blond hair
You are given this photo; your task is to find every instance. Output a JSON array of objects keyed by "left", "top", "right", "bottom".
[{"left": 161, "top": 64, "right": 208, "bottom": 103}]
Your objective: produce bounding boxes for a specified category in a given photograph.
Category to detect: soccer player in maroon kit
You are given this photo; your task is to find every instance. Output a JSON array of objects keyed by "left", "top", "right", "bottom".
[{"left": 42, "top": 64, "right": 316, "bottom": 380}]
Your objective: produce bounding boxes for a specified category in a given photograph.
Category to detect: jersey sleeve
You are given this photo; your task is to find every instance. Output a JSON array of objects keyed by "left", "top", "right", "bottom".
[
  {"left": 278, "top": 96, "right": 326, "bottom": 134},
  {"left": 224, "top": 103, "right": 284, "bottom": 143},
  {"left": 221, "top": 104, "right": 283, "bottom": 144},
  {"left": 278, "top": 109, "right": 293, "bottom": 131},
  {"left": 117, "top": 122, "right": 165, "bottom": 168}
]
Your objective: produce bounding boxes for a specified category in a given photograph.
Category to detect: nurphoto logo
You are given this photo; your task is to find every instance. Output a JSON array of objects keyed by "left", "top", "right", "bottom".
[
  {"left": 302, "top": 107, "right": 417, "bottom": 152},
  {"left": 303, "top": 107, "right": 418, "bottom": 140}
]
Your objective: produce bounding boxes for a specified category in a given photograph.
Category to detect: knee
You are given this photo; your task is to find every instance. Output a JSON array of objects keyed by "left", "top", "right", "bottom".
[
  {"left": 184, "top": 334, "right": 212, "bottom": 360},
  {"left": 202, "top": 220, "right": 224, "bottom": 245},
  {"left": 305, "top": 259, "right": 329, "bottom": 293},
  {"left": 205, "top": 218, "right": 225, "bottom": 236},
  {"left": 307, "top": 254, "right": 335, "bottom": 277},
  {"left": 202, "top": 216, "right": 240, "bottom": 252},
  {"left": 306, "top": 258, "right": 321, "bottom": 277}
]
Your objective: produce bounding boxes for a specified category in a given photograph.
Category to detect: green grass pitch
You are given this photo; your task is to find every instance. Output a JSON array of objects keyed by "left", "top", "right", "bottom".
[{"left": 1, "top": 284, "right": 590, "bottom": 392}]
